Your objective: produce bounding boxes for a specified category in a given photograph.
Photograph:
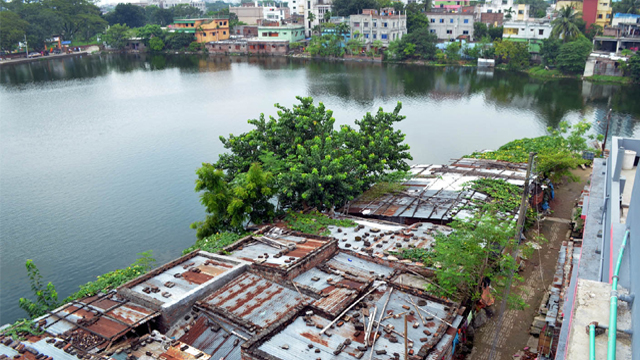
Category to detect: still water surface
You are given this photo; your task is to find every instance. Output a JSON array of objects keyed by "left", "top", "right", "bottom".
[{"left": 1, "top": 54, "right": 640, "bottom": 323}]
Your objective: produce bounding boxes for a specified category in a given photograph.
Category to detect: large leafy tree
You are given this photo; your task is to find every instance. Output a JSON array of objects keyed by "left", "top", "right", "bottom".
[
  {"left": 0, "top": 11, "right": 29, "bottom": 51},
  {"left": 104, "top": 3, "right": 147, "bottom": 28},
  {"left": 612, "top": 0, "right": 640, "bottom": 14},
  {"left": 193, "top": 97, "right": 412, "bottom": 239},
  {"left": 628, "top": 52, "right": 640, "bottom": 83},
  {"left": 172, "top": 4, "right": 202, "bottom": 18},
  {"left": 551, "top": 6, "right": 582, "bottom": 42},
  {"left": 494, "top": 39, "right": 530, "bottom": 70},
  {"left": 474, "top": 22, "right": 488, "bottom": 40},
  {"left": 46, "top": 0, "right": 105, "bottom": 40},
  {"left": 145, "top": 5, "right": 173, "bottom": 26},
  {"left": 387, "top": 27, "right": 437, "bottom": 60},
  {"left": 556, "top": 36, "right": 593, "bottom": 73},
  {"left": 331, "top": 0, "right": 378, "bottom": 16},
  {"left": 405, "top": 3, "right": 428, "bottom": 33},
  {"left": 540, "top": 37, "right": 562, "bottom": 66},
  {"left": 104, "top": 23, "right": 131, "bottom": 50}
]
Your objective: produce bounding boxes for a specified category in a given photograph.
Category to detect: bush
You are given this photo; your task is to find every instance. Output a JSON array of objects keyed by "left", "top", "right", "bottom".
[
  {"left": 494, "top": 39, "right": 530, "bottom": 70},
  {"left": 149, "top": 36, "right": 164, "bottom": 51},
  {"left": 284, "top": 211, "right": 356, "bottom": 235},
  {"left": 628, "top": 52, "right": 640, "bottom": 83},
  {"left": 182, "top": 232, "right": 246, "bottom": 255},
  {"left": 188, "top": 41, "right": 203, "bottom": 52},
  {"left": 556, "top": 36, "right": 592, "bottom": 74},
  {"left": 165, "top": 32, "right": 194, "bottom": 50}
]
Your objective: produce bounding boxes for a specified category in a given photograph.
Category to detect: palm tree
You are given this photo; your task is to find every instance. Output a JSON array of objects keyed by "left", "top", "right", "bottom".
[
  {"left": 504, "top": 7, "right": 515, "bottom": 20},
  {"left": 551, "top": 6, "right": 582, "bottom": 42}
]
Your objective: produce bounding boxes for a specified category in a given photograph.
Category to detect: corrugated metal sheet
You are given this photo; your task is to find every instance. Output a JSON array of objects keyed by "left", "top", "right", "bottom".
[
  {"left": 325, "top": 252, "right": 394, "bottom": 280},
  {"left": 258, "top": 287, "right": 458, "bottom": 360},
  {"left": 29, "top": 338, "right": 85, "bottom": 360},
  {"left": 0, "top": 344, "right": 19, "bottom": 357},
  {"left": 349, "top": 160, "right": 528, "bottom": 222},
  {"left": 312, "top": 287, "right": 358, "bottom": 316},
  {"left": 179, "top": 315, "right": 248, "bottom": 360},
  {"left": 129, "top": 255, "right": 234, "bottom": 305},
  {"left": 201, "top": 273, "right": 312, "bottom": 330},
  {"left": 293, "top": 267, "right": 344, "bottom": 292}
]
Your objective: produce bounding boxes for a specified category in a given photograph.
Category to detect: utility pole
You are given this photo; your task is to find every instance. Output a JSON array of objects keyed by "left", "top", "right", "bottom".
[
  {"left": 404, "top": 314, "right": 408, "bottom": 360},
  {"left": 488, "top": 151, "right": 536, "bottom": 360},
  {"left": 24, "top": 34, "right": 28, "bottom": 58}
]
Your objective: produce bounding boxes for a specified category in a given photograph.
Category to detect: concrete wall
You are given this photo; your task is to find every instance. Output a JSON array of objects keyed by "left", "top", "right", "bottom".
[{"left": 230, "top": 6, "right": 263, "bottom": 25}]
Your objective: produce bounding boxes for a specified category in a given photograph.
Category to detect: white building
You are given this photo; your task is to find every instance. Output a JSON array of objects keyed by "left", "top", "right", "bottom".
[
  {"left": 263, "top": 5, "right": 291, "bottom": 22},
  {"left": 476, "top": 0, "right": 530, "bottom": 21},
  {"left": 304, "top": 0, "right": 332, "bottom": 36},
  {"left": 284, "top": 0, "right": 305, "bottom": 15},
  {"left": 349, "top": 8, "right": 407, "bottom": 46},
  {"left": 426, "top": 12, "right": 474, "bottom": 41},
  {"left": 149, "top": 0, "right": 206, "bottom": 14},
  {"left": 502, "top": 20, "right": 552, "bottom": 40}
]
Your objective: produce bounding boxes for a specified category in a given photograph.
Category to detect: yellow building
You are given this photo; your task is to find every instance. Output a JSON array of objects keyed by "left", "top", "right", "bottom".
[
  {"left": 516, "top": 4, "right": 528, "bottom": 20},
  {"left": 172, "top": 18, "right": 231, "bottom": 43},
  {"left": 555, "top": 0, "right": 583, "bottom": 14},
  {"left": 595, "top": 0, "right": 612, "bottom": 27}
]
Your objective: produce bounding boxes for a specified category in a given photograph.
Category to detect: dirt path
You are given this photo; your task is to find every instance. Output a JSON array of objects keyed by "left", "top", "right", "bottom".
[{"left": 466, "top": 168, "right": 591, "bottom": 360}]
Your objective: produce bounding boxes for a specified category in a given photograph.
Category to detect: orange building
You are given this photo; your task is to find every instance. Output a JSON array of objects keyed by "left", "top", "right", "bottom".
[{"left": 171, "top": 17, "right": 231, "bottom": 43}]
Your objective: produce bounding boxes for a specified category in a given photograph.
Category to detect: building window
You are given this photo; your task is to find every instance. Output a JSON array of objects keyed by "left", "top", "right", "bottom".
[
  {"left": 365, "top": 33, "right": 369, "bottom": 38},
  {"left": 364, "top": 22, "right": 369, "bottom": 27},
  {"left": 384, "top": 22, "right": 388, "bottom": 27},
  {"left": 539, "top": 29, "right": 544, "bottom": 35},
  {"left": 223, "top": 31, "right": 226, "bottom": 35},
  {"left": 373, "top": 34, "right": 377, "bottom": 38},
  {"left": 450, "top": 19, "right": 453, "bottom": 23},
  {"left": 354, "top": 22, "right": 360, "bottom": 27},
  {"left": 518, "top": 10, "right": 524, "bottom": 14},
  {"left": 598, "top": 14, "right": 603, "bottom": 18},
  {"left": 430, "top": 29, "right": 435, "bottom": 33},
  {"left": 464, "top": 19, "right": 469, "bottom": 23},
  {"left": 431, "top": 18, "right": 435, "bottom": 23},
  {"left": 262, "top": 32, "right": 267, "bottom": 36},
  {"left": 606, "top": 13, "right": 611, "bottom": 18},
  {"left": 502, "top": 0, "right": 507, "bottom": 3},
  {"left": 463, "top": 30, "right": 469, "bottom": 34},
  {"left": 447, "top": 30, "right": 452, "bottom": 34},
  {"left": 440, "top": 19, "right": 444, "bottom": 23},
  {"left": 381, "top": 34, "right": 387, "bottom": 39},
  {"left": 488, "top": 9, "right": 493, "bottom": 13}
]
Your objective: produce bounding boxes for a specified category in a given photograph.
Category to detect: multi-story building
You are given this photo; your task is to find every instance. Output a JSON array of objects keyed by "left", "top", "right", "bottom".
[
  {"left": 284, "top": 0, "right": 304, "bottom": 15},
  {"left": 476, "top": 0, "right": 530, "bottom": 21},
  {"left": 555, "top": 0, "right": 583, "bottom": 14},
  {"left": 257, "top": 24, "right": 306, "bottom": 41},
  {"left": 263, "top": 5, "right": 290, "bottom": 22},
  {"left": 349, "top": 8, "right": 407, "bottom": 46},
  {"left": 426, "top": 12, "right": 474, "bottom": 40},
  {"left": 230, "top": 5, "right": 263, "bottom": 25},
  {"left": 149, "top": 0, "right": 206, "bottom": 14},
  {"left": 502, "top": 19, "right": 552, "bottom": 53},
  {"left": 304, "top": 0, "right": 332, "bottom": 36},
  {"left": 171, "top": 17, "right": 230, "bottom": 43},
  {"left": 433, "top": 0, "right": 472, "bottom": 11},
  {"left": 583, "top": 0, "right": 612, "bottom": 28}
]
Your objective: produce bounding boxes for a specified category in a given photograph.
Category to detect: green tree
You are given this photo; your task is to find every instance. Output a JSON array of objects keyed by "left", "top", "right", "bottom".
[
  {"left": 195, "top": 97, "right": 412, "bottom": 238},
  {"left": 584, "top": 23, "right": 603, "bottom": 40},
  {"left": 405, "top": 3, "right": 428, "bottom": 33},
  {"left": 540, "top": 37, "right": 562, "bottom": 66},
  {"left": 18, "top": 260, "right": 59, "bottom": 319},
  {"left": 551, "top": 6, "right": 582, "bottom": 42},
  {"left": 494, "top": 39, "right": 530, "bottom": 70},
  {"left": 331, "top": 0, "right": 378, "bottom": 16},
  {"left": 628, "top": 52, "right": 640, "bottom": 82},
  {"left": 136, "top": 23, "right": 164, "bottom": 43},
  {"left": 104, "top": 23, "right": 131, "bottom": 50},
  {"left": 488, "top": 25, "right": 503, "bottom": 40},
  {"left": 0, "top": 11, "right": 29, "bottom": 51},
  {"left": 149, "top": 36, "right": 164, "bottom": 51},
  {"left": 307, "top": 10, "right": 316, "bottom": 22},
  {"left": 612, "top": 0, "right": 640, "bottom": 14},
  {"left": 556, "top": 36, "right": 592, "bottom": 73},
  {"left": 445, "top": 41, "right": 461, "bottom": 63},
  {"left": 517, "top": 0, "right": 549, "bottom": 18},
  {"left": 165, "top": 31, "right": 194, "bottom": 49},
  {"left": 145, "top": 5, "right": 173, "bottom": 26},
  {"left": 347, "top": 32, "right": 365, "bottom": 54},
  {"left": 172, "top": 4, "right": 202, "bottom": 18},
  {"left": 504, "top": 6, "right": 515, "bottom": 20},
  {"left": 104, "top": 3, "right": 147, "bottom": 28},
  {"left": 192, "top": 163, "right": 276, "bottom": 239},
  {"left": 388, "top": 27, "right": 437, "bottom": 60},
  {"left": 474, "top": 22, "right": 488, "bottom": 40}
]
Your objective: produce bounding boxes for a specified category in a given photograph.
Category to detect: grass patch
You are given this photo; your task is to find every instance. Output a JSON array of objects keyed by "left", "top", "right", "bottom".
[
  {"left": 584, "top": 75, "right": 631, "bottom": 84},
  {"left": 358, "top": 182, "right": 405, "bottom": 201},
  {"left": 527, "top": 65, "right": 565, "bottom": 78},
  {"left": 391, "top": 248, "right": 434, "bottom": 266},
  {"left": 284, "top": 211, "right": 356, "bottom": 235},
  {"left": 182, "top": 232, "right": 247, "bottom": 255}
]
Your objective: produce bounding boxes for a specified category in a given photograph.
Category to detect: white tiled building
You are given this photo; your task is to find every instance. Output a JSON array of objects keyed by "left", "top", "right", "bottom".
[
  {"left": 349, "top": 8, "right": 407, "bottom": 46},
  {"left": 426, "top": 12, "right": 474, "bottom": 40}
]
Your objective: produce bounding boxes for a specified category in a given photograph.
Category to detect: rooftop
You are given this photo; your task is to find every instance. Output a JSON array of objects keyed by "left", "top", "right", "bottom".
[
  {"left": 347, "top": 159, "right": 528, "bottom": 224},
  {"left": 249, "top": 285, "right": 462, "bottom": 360}
]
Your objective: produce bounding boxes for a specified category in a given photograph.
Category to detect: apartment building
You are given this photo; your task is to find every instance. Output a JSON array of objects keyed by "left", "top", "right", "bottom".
[
  {"left": 304, "top": 0, "right": 332, "bottom": 36},
  {"left": 426, "top": 12, "right": 474, "bottom": 40},
  {"left": 476, "top": 0, "right": 530, "bottom": 21},
  {"left": 583, "top": 0, "right": 612, "bottom": 27},
  {"left": 349, "top": 8, "right": 407, "bottom": 46}
]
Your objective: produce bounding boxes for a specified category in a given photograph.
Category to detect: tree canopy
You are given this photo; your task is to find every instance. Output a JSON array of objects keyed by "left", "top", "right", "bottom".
[
  {"left": 556, "top": 36, "right": 593, "bottom": 73},
  {"left": 551, "top": 6, "right": 582, "bottom": 42},
  {"left": 193, "top": 97, "right": 412, "bottom": 239}
]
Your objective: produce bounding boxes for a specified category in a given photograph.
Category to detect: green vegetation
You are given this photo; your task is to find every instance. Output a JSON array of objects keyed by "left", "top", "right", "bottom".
[
  {"left": 584, "top": 75, "right": 633, "bottom": 84},
  {"left": 556, "top": 36, "right": 592, "bottom": 74},
  {"left": 629, "top": 52, "right": 640, "bottom": 83},
  {"left": 527, "top": 65, "right": 565, "bottom": 78},
  {"left": 193, "top": 96, "right": 412, "bottom": 239},
  {"left": 386, "top": 28, "right": 437, "bottom": 61},
  {"left": 104, "top": 23, "right": 132, "bottom": 50},
  {"left": 284, "top": 211, "right": 356, "bottom": 235},
  {"left": 551, "top": 6, "right": 582, "bottom": 42},
  {"left": 306, "top": 34, "right": 345, "bottom": 57},
  {"left": 182, "top": 231, "right": 247, "bottom": 255},
  {"left": 468, "top": 178, "right": 523, "bottom": 214},
  {"left": 466, "top": 120, "right": 593, "bottom": 182},
  {"left": 494, "top": 39, "right": 530, "bottom": 70},
  {"left": 18, "top": 251, "right": 155, "bottom": 319},
  {"left": 1, "top": 319, "right": 44, "bottom": 340}
]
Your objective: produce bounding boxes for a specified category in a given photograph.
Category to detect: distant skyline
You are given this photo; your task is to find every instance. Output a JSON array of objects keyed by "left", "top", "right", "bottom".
[{"left": 98, "top": 0, "right": 234, "bottom": 5}]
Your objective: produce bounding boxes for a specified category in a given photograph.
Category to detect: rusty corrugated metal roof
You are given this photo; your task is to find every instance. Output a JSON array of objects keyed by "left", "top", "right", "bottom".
[{"left": 199, "top": 272, "right": 312, "bottom": 330}]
